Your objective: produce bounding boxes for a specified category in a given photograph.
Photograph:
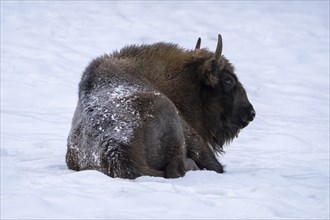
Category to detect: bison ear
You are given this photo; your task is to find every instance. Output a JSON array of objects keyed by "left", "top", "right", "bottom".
[
  {"left": 198, "top": 35, "right": 223, "bottom": 87},
  {"left": 201, "top": 58, "right": 219, "bottom": 87}
]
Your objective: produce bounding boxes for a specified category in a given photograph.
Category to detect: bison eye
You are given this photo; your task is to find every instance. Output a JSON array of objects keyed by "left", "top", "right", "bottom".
[
  {"left": 222, "top": 76, "right": 235, "bottom": 92},
  {"left": 224, "top": 78, "right": 234, "bottom": 85}
]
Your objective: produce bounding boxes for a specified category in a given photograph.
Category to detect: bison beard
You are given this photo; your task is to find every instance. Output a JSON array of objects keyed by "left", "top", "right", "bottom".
[{"left": 66, "top": 35, "right": 255, "bottom": 179}]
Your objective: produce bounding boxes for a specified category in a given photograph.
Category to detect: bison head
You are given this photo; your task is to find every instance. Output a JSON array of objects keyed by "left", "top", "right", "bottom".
[{"left": 194, "top": 35, "right": 255, "bottom": 152}]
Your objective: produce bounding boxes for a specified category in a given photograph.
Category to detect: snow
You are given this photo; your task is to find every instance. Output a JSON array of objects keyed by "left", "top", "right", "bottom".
[{"left": 1, "top": 1, "right": 329, "bottom": 219}]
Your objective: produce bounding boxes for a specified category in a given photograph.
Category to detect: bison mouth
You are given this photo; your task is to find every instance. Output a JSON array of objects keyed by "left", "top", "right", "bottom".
[
  {"left": 238, "top": 109, "right": 255, "bottom": 129},
  {"left": 233, "top": 121, "right": 249, "bottom": 138},
  {"left": 239, "top": 120, "right": 250, "bottom": 129}
]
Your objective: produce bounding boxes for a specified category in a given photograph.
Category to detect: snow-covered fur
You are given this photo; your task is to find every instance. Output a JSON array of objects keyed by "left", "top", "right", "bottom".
[{"left": 66, "top": 38, "right": 255, "bottom": 179}]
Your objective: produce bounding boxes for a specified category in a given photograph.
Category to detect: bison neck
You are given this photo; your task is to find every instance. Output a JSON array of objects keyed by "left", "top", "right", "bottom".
[{"left": 134, "top": 58, "right": 209, "bottom": 146}]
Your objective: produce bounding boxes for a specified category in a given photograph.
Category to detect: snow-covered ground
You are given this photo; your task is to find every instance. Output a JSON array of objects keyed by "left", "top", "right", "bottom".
[{"left": 1, "top": 1, "right": 329, "bottom": 219}]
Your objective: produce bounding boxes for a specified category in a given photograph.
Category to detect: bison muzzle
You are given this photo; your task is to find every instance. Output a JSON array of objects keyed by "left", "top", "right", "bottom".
[{"left": 66, "top": 34, "right": 255, "bottom": 179}]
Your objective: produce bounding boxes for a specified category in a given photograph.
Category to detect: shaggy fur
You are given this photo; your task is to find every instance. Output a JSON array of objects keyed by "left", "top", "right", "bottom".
[{"left": 66, "top": 37, "right": 255, "bottom": 179}]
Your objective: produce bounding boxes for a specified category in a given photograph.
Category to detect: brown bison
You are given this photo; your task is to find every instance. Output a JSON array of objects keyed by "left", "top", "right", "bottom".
[{"left": 66, "top": 34, "right": 255, "bottom": 179}]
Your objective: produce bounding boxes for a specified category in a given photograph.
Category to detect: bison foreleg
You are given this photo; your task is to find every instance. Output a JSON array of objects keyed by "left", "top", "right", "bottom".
[
  {"left": 165, "top": 154, "right": 186, "bottom": 178},
  {"left": 189, "top": 149, "right": 224, "bottom": 173}
]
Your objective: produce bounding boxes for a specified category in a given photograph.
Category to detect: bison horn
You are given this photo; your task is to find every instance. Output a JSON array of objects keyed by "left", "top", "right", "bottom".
[
  {"left": 195, "top": 37, "right": 201, "bottom": 49},
  {"left": 214, "top": 34, "right": 223, "bottom": 59}
]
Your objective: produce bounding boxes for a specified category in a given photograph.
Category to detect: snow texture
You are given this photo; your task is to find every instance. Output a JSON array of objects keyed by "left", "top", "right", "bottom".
[
  {"left": 68, "top": 79, "right": 148, "bottom": 175},
  {"left": 1, "top": 1, "right": 329, "bottom": 219}
]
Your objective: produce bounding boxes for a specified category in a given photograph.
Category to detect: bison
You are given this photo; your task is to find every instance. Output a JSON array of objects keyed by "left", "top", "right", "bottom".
[{"left": 66, "top": 34, "right": 255, "bottom": 179}]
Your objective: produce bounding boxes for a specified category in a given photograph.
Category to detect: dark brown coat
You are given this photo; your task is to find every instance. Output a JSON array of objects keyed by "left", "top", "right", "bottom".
[{"left": 66, "top": 35, "right": 255, "bottom": 178}]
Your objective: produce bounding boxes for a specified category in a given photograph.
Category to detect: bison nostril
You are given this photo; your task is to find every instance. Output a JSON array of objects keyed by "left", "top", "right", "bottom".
[{"left": 250, "top": 109, "right": 256, "bottom": 121}]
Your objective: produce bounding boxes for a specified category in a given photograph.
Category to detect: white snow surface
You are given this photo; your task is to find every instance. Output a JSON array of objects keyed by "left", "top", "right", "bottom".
[{"left": 1, "top": 1, "right": 329, "bottom": 219}]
